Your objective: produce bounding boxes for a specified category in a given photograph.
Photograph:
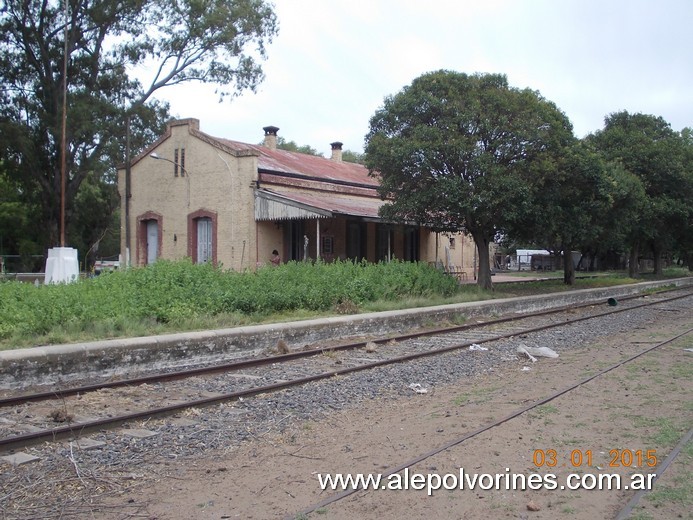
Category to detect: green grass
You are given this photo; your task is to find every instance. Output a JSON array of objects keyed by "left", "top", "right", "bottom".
[
  {"left": 653, "top": 421, "right": 684, "bottom": 447},
  {"left": 493, "top": 274, "right": 641, "bottom": 296},
  {"left": 0, "top": 259, "right": 458, "bottom": 349},
  {"left": 527, "top": 404, "right": 560, "bottom": 426},
  {"left": 671, "top": 358, "right": 693, "bottom": 379},
  {"left": 635, "top": 440, "right": 693, "bottom": 519},
  {"left": 533, "top": 404, "right": 559, "bottom": 417},
  {"left": 452, "top": 385, "right": 502, "bottom": 406},
  {"left": 645, "top": 441, "right": 693, "bottom": 508},
  {"left": 627, "top": 415, "right": 688, "bottom": 448}
]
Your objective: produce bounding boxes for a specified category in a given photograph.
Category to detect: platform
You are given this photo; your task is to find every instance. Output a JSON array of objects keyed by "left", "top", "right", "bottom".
[{"left": 0, "top": 278, "right": 690, "bottom": 390}]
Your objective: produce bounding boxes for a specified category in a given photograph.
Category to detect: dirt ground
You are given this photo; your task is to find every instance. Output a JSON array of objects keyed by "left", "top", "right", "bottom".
[{"left": 105, "top": 308, "right": 692, "bottom": 520}]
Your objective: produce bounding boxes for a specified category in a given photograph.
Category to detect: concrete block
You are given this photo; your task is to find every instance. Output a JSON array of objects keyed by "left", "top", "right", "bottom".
[
  {"left": 1, "top": 452, "right": 40, "bottom": 466},
  {"left": 71, "top": 438, "right": 106, "bottom": 450},
  {"left": 120, "top": 428, "right": 159, "bottom": 439}
]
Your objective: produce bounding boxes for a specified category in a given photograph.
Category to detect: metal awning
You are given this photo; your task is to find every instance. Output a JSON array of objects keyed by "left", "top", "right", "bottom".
[{"left": 254, "top": 189, "right": 384, "bottom": 222}]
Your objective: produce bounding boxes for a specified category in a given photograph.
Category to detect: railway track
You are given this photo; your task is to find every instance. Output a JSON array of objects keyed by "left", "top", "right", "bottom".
[
  {"left": 0, "top": 286, "right": 690, "bottom": 519},
  {"left": 288, "top": 327, "right": 693, "bottom": 520},
  {"left": 1, "top": 286, "right": 690, "bottom": 453},
  {"left": 1, "top": 285, "right": 689, "bottom": 406}
]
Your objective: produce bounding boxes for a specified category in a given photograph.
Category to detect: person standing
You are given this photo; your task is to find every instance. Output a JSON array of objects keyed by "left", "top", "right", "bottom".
[{"left": 270, "top": 249, "right": 281, "bottom": 266}]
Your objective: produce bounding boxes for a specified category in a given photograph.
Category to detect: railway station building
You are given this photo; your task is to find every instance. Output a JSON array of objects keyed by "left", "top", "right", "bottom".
[{"left": 117, "top": 118, "right": 479, "bottom": 276}]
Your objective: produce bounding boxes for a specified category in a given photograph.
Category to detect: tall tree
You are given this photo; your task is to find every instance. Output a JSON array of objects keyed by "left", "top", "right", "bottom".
[
  {"left": 513, "top": 141, "right": 645, "bottom": 285},
  {"left": 341, "top": 149, "right": 365, "bottom": 164},
  {"left": 0, "top": 167, "right": 43, "bottom": 271},
  {"left": 364, "top": 71, "right": 573, "bottom": 289},
  {"left": 0, "top": 0, "right": 278, "bottom": 253},
  {"left": 589, "top": 112, "right": 692, "bottom": 276},
  {"left": 592, "top": 161, "right": 648, "bottom": 271},
  {"left": 68, "top": 173, "right": 121, "bottom": 270},
  {"left": 676, "top": 128, "right": 693, "bottom": 270},
  {"left": 273, "top": 137, "right": 322, "bottom": 156}
]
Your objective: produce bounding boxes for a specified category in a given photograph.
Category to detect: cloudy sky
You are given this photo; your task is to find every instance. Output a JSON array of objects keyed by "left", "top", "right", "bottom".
[{"left": 151, "top": 0, "right": 692, "bottom": 155}]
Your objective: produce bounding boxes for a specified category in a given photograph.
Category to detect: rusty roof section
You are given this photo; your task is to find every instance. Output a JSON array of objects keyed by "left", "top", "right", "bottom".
[
  {"left": 213, "top": 136, "right": 380, "bottom": 189},
  {"left": 258, "top": 172, "right": 378, "bottom": 198}
]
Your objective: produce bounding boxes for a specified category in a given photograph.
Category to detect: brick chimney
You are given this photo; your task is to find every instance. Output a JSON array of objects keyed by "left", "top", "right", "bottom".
[
  {"left": 263, "top": 126, "right": 279, "bottom": 150},
  {"left": 330, "top": 141, "right": 343, "bottom": 162}
]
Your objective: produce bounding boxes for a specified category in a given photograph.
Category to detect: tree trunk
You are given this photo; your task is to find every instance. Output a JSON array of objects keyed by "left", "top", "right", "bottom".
[
  {"left": 563, "top": 249, "right": 575, "bottom": 285},
  {"left": 628, "top": 242, "right": 639, "bottom": 278},
  {"left": 652, "top": 243, "right": 664, "bottom": 275},
  {"left": 471, "top": 232, "right": 493, "bottom": 290}
]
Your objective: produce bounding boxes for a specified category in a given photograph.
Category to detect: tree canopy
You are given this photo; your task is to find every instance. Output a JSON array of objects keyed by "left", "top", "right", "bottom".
[
  {"left": 364, "top": 70, "right": 574, "bottom": 289},
  {"left": 273, "top": 137, "right": 322, "bottom": 156},
  {"left": 512, "top": 140, "right": 646, "bottom": 284},
  {"left": 588, "top": 111, "right": 693, "bottom": 275},
  {"left": 0, "top": 0, "right": 278, "bottom": 256}
]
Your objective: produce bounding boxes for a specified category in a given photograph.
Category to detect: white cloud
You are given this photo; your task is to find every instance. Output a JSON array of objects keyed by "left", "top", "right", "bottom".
[{"left": 150, "top": 0, "right": 693, "bottom": 150}]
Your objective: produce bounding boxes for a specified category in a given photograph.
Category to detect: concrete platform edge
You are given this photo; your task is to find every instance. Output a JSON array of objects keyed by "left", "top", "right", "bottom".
[{"left": 1, "top": 278, "right": 690, "bottom": 389}]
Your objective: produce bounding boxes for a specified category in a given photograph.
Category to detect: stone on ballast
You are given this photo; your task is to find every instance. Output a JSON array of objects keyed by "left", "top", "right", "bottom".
[{"left": 1, "top": 452, "right": 40, "bottom": 466}]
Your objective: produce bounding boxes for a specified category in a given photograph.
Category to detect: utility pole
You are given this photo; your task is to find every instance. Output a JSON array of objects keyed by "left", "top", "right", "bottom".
[
  {"left": 59, "top": 0, "right": 68, "bottom": 246},
  {"left": 125, "top": 115, "right": 131, "bottom": 266},
  {"left": 45, "top": 0, "right": 79, "bottom": 283}
]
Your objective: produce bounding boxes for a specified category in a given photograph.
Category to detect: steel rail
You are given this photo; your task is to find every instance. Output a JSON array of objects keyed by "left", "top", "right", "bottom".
[
  {"left": 615, "top": 427, "right": 693, "bottom": 520},
  {"left": 287, "top": 327, "right": 693, "bottom": 520},
  {"left": 0, "top": 290, "right": 690, "bottom": 452},
  {"left": 1, "top": 287, "right": 689, "bottom": 408}
]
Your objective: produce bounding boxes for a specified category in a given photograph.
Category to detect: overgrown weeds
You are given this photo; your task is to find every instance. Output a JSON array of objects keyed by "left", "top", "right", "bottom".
[
  {"left": 1, "top": 259, "right": 685, "bottom": 350},
  {"left": 0, "top": 259, "right": 458, "bottom": 349}
]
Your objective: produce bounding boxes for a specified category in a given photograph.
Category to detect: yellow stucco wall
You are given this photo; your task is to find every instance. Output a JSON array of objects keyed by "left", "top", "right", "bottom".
[
  {"left": 119, "top": 119, "right": 260, "bottom": 270},
  {"left": 119, "top": 119, "right": 487, "bottom": 275}
]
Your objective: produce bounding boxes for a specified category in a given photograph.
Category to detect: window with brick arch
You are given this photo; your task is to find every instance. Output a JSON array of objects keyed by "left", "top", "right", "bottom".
[{"left": 188, "top": 210, "right": 217, "bottom": 265}]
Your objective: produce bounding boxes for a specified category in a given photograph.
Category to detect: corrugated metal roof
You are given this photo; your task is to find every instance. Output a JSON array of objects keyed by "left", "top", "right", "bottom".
[
  {"left": 213, "top": 137, "right": 379, "bottom": 187},
  {"left": 255, "top": 190, "right": 333, "bottom": 221},
  {"left": 200, "top": 126, "right": 385, "bottom": 221},
  {"left": 255, "top": 188, "right": 384, "bottom": 221}
]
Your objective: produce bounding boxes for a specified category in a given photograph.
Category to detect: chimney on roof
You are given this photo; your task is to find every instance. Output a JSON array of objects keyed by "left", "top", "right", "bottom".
[
  {"left": 330, "top": 141, "right": 343, "bottom": 162},
  {"left": 263, "top": 126, "right": 279, "bottom": 150}
]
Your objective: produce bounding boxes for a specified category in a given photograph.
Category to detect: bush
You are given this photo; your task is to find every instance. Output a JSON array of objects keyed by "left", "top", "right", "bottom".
[{"left": 0, "top": 259, "right": 459, "bottom": 346}]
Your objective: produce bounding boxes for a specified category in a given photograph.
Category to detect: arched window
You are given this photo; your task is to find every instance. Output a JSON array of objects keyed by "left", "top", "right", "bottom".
[
  {"left": 146, "top": 220, "right": 159, "bottom": 264},
  {"left": 136, "top": 212, "right": 163, "bottom": 266},
  {"left": 197, "top": 217, "right": 212, "bottom": 263},
  {"left": 188, "top": 210, "right": 217, "bottom": 265}
]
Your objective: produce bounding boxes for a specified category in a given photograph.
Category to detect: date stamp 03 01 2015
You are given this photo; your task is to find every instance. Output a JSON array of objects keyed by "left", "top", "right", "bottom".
[{"left": 532, "top": 449, "right": 657, "bottom": 469}]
